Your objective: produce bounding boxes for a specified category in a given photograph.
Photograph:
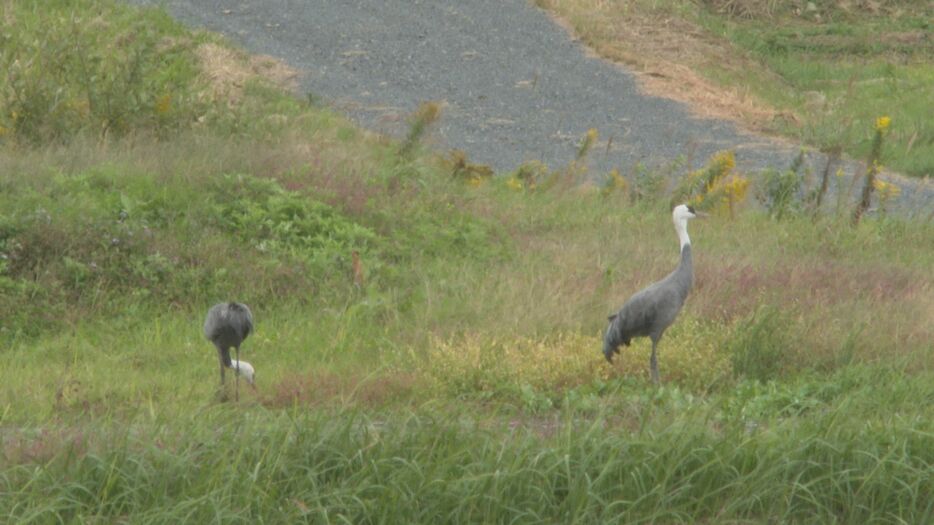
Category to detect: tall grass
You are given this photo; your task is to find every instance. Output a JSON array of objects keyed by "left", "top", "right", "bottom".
[
  {"left": 2, "top": 386, "right": 933, "bottom": 523},
  {"left": 0, "top": 0, "right": 209, "bottom": 142}
]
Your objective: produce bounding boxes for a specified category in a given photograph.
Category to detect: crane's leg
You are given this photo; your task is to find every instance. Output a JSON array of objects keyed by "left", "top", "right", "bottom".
[
  {"left": 217, "top": 349, "right": 227, "bottom": 386},
  {"left": 234, "top": 346, "right": 240, "bottom": 402},
  {"left": 217, "top": 349, "right": 228, "bottom": 402},
  {"left": 649, "top": 338, "right": 661, "bottom": 385}
]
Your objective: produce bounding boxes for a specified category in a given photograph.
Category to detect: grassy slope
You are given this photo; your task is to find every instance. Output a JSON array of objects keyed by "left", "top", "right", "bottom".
[
  {"left": 536, "top": 0, "right": 934, "bottom": 177},
  {"left": 1, "top": 1, "right": 933, "bottom": 522}
]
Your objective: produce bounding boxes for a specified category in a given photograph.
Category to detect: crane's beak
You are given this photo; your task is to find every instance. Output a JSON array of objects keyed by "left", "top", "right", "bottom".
[{"left": 695, "top": 211, "right": 710, "bottom": 219}]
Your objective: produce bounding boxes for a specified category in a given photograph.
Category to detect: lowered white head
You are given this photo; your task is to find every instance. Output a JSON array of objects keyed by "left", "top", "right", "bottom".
[
  {"left": 231, "top": 360, "right": 257, "bottom": 389},
  {"left": 672, "top": 204, "right": 699, "bottom": 249}
]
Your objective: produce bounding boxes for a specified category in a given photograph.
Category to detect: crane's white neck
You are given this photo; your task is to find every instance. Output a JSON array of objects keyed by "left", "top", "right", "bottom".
[{"left": 674, "top": 217, "right": 691, "bottom": 250}]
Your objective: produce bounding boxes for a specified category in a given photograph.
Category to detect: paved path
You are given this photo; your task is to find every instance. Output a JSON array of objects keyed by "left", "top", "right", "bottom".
[{"left": 131, "top": 0, "right": 930, "bottom": 211}]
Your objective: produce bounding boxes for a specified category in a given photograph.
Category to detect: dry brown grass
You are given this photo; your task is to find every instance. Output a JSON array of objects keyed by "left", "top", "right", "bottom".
[
  {"left": 196, "top": 42, "right": 299, "bottom": 103},
  {"left": 693, "top": 257, "right": 926, "bottom": 317},
  {"left": 1, "top": 427, "right": 90, "bottom": 465},
  {"left": 262, "top": 371, "right": 419, "bottom": 409},
  {"left": 536, "top": 0, "right": 790, "bottom": 129},
  {"left": 692, "top": 254, "right": 933, "bottom": 367}
]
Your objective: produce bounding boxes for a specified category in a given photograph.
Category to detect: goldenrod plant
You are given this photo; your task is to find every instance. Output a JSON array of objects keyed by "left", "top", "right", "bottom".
[
  {"left": 398, "top": 101, "right": 442, "bottom": 158},
  {"left": 672, "top": 150, "right": 750, "bottom": 218},
  {"left": 852, "top": 116, "right": 890, "bottom": 226}
]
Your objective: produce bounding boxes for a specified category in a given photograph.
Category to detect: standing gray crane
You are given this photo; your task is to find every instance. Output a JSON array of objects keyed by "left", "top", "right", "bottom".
[
  {"left": 204, "top": 302, "right": 256, "bottom": 400},
  {"left": 603, "top": 204, "right": 701, "bottom": 384}
]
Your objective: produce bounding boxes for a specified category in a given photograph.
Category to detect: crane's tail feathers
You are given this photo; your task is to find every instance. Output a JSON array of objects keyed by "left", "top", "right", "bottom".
[{"left": 218, "top": 346, "right": 232, "bottom": 368}]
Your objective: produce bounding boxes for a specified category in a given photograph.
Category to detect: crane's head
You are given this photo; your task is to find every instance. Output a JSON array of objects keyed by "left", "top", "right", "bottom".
[
  {"left": 672, "top": 204, "right": 699, "bottom": 222},
  {"left": 232, "top": 360, "right": 257, "bottom": 390}
]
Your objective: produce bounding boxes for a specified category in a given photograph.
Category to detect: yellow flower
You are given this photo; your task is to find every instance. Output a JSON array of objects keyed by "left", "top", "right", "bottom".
[
  {"left": 835, "top": 168, "right": 844, "bottom": 178},
  {"left": 873, "top": 179, "right": 901, "bottom": 199},
  {"left": 602, "top": 169, "right": 628, "bottom": 196},
  {"left": 726, "top": 175, "right": 750, "bottom": 200},
  {"left": 155, "top": 94, "right": 172, "bottom": 115},
  {"left": 505, "top": 177, "right": 523, "bottom": 191},
  {"left": 712, "top": 150, "right": 736, "bottom": 174},
  {"left": 875, "top": 116, "right": 891, "bottom": 133},
  {"left": 75, "top": 99, "right": 90, "bottom": 117}
]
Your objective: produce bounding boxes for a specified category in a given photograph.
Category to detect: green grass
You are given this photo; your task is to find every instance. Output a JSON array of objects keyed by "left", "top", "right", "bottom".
[
  {"left": 3, "top": 372, "right": 933, "bottom": 522},
  {"left": 696, "top": 2, "right": 934, "bottom": 177},
  {"left": 2, "top": 0, "right": 934, "bottom": 522},
  {"left": 536, "top": 0, "right": 934, "bottom": 177}
]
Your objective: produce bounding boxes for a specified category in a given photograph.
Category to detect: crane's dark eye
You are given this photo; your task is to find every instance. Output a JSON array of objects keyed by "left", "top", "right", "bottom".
[{"left": 686, "top": 205, "right": 695, "bottom": 214}]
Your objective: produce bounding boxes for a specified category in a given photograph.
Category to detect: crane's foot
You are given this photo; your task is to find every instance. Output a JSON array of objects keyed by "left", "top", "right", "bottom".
[{"left": 215, "top": 383, "right": 231, "bottom": 403}]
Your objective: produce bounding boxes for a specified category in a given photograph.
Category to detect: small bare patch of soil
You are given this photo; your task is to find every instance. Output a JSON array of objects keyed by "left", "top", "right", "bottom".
[
  {"left": 539, "top": 2, "right": 790, "bottom": 130},
  {"left": 263, "top": 371, "right": 419, "bottom": 409},
  {"left": 197, "top": 42, "right": 299, "bottom": 103}
]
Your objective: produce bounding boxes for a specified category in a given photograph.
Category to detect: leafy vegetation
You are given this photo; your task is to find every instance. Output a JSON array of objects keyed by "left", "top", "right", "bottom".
[
  {"left": 0, "top": 0, "right": 207, "bottom": 142},
  {"left": 1, "top": 1, "right": 932, "bottom": 523}
]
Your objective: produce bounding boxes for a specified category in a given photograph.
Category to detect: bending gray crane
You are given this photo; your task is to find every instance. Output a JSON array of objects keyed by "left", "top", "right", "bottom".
[
  {"left": 603, "top": 204, "right": 701, "bottom": 384},
  {"left": 204, "top": 302, "right": 256, "bottom": 400}
]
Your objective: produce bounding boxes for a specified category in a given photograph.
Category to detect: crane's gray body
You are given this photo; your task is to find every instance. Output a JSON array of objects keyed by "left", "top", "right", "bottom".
[
  {"left": 604, "top": 243, "right": 693, "bottom": 382},
  {"left": 204, "top": 302, "right": 253, "bottom": 386}
]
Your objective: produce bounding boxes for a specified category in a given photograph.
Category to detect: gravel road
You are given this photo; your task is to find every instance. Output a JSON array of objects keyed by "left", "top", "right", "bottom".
[{"left": 130, "top": 0, "right": 930, "bottom": 211}]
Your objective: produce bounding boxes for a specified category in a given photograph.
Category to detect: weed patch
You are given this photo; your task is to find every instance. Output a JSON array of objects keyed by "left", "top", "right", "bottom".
[
  {"left": 210, "top": 173, "right": 380, "bottom": 281},
  {"left": 0, "top": 0, "right": 208, "bottom": 142},
  {"left": 729, "top": 306, "right": 795, "bottom": 381}
]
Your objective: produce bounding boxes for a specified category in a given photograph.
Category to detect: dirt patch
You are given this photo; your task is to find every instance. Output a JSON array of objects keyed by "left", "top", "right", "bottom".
[
  {"left": 539, "top": 2, "right": 792, "bottom": 130},
  {"left": 196, "top": 42, "right": 299, "bottom": 103},
  {"left": 263, "top": 371, "right": 419, "bottom": 409},
  {"left": 2, "top": 427, "right": 91, "bottom": 465}
]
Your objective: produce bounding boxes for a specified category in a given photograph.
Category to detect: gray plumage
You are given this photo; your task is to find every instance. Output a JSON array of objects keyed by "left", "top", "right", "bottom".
[
  {"left": 603, "top": 205, "right": 699, "bottom": 383},
  {"left": 204, "top": 302, "right": 255, "bottom": 398}
]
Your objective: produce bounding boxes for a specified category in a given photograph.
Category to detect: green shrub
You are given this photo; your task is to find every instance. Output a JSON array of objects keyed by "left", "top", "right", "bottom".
[
  {"left": 628, "top": 162, "right": 666, "bottom": 202},
  {"left": 210, "top": 174, "right": 380, "bottom": 280},
  {"left": 398, "top": 101, "right": 442, "bottom": 158},
  {"left": 755, "top": 151, "right": 808, "bottom": 220},
  {"left": 0, "top": 0, "right": 206, "bottom": 143}
]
